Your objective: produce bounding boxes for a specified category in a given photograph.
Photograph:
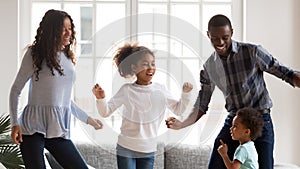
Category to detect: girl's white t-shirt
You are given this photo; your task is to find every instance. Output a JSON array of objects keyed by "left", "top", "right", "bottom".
[{"left": 96, "top": 82, "right": 191, "bottom": 153}]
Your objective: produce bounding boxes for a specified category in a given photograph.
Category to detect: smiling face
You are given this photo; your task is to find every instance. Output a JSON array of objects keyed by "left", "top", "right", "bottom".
[
  {"left": 207, "top": 25, "right": 233, "bottom": 57},
  {"left": 230, "top": 115, "right": 251, "bottom": 144},
  {"left": 132, "top": 53, "right": 156, "bottom": 85},
  {"left": 60, "top": 17, "right": 72, "bottom": 50}
]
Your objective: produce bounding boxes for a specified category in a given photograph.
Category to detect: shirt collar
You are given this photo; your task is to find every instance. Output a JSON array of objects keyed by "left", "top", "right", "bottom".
[
  {"left": 231, "top": 40, "right": 238, "bottom": 54},
  {"left": 213, "top": 39, "right": 238, "bottom": 61}
]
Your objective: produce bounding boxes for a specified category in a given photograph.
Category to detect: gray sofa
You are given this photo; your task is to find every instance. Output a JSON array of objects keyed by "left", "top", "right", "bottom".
[
  {"left": 46, "top": 142, "right": 300, "bottom": 169},
  {"left": 46, "top": 142, "right": 211, "bottom": 169}
]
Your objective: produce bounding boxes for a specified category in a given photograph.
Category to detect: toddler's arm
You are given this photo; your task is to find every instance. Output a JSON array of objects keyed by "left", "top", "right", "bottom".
[{"left": 218, "top": 140, "right": 242, "bottom": 169}]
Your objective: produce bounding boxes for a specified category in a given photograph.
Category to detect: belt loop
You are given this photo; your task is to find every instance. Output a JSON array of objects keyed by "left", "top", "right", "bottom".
[{"left": 260, "top": 108, "right": 270, "bottom": 114}]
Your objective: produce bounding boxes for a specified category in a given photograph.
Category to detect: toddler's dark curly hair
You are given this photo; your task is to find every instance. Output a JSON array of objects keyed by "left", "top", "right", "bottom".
[{"left": 236, "top": 107, "right": 264, "bottom": 140}]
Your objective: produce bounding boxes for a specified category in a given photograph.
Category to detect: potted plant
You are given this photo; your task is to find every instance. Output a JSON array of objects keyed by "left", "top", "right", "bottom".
[{"left": 0, "top": 114, "right": 24, "bottom": 169}]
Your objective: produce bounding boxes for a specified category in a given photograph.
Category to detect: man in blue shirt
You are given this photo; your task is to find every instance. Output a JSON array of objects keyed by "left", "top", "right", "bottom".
[{"left": 166, "top": 14, "right": 300, "bottom": 169}]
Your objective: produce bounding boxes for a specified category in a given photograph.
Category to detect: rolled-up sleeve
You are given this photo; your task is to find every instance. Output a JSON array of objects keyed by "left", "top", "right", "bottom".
[{"left": 193, "top": 69, "right": 215, "bottom": 113}]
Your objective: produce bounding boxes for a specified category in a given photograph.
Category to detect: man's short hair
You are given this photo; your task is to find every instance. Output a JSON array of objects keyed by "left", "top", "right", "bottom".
[{"left": 208, "top": 14, "right": 232, "bottom": 30}]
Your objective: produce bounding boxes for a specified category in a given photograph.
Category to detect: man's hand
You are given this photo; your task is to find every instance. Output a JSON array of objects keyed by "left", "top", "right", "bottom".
[
  {"left": 293, "top": 72, "right": 300, "bottom": 88},
  {"left": 165, "top": 117, "right": 183, "bottom": 130}
]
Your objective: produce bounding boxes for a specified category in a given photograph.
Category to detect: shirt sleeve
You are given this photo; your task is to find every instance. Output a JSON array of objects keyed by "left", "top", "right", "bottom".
[
  {"left": 193, "top": 68, "right": 215, "bottom": 113},
  {"left": 9, "top": 49, "right": 34, "bottom": 126},
  {"left": 233, "top": 145, "right": 248, "bottom": 164},
  {"left": 96, "top": 98, "right": 111, "bottom": 117},
  {"left": 70, "top": 101, "right": 89, "bottom": 124},
  {"left": 95, "top": 85, "right": 125, "bottom": 117},
  {"left": 255, "top": 45, "right": 295, "bottom": 87},
  {"left": 164, "top": 84, "right": 192, "bottom": 116}
]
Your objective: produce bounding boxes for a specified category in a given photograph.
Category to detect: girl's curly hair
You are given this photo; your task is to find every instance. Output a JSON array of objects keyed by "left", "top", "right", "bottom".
[
  {"left": 113, "top": 42, "right": 154, "bottom": 78},
  {"left": 31, "top": 9, "right": 76, "bottom": 81}
]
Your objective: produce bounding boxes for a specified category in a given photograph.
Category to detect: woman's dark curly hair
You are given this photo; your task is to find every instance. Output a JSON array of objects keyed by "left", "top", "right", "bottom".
[
  {"left": 31, "top": 9, "right": 76, "bottom": 81},
  {"left": 113, "top": 42, "right": 154, "bottom": 78},
  {"left": 236, "top": 107, "right": 264, "bottom": 140}
]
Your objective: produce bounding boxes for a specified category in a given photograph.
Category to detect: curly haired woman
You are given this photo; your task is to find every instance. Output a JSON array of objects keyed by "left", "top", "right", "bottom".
[{"left": 9, "top": 9, "right": 103, "bottom": 169}]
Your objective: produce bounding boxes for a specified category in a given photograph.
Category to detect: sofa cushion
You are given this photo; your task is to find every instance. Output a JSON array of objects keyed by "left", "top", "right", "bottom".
[
  {"left": 76, "top": 143, "right": 117, "bottom": 169},
  {"left": 164, "top": 143, "right": 212, "bottom": 169},
  {"left": 75, "top": 142, "right": 165, "bottom": 169}
]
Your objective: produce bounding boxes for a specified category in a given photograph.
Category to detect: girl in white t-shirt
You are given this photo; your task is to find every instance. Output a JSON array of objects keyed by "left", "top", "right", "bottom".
[
  {"left": 217, "top": 107, "right": 264, "bottom": 169},
  {"left": 92, "top": 42, "right": 193, "bottom": 169}
]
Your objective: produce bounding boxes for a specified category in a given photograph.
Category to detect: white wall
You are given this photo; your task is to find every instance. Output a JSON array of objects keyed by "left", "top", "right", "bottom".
[
  {"left": 1, "top": 0, "right": 299, "bottom": 166},
  {"left": 246, "top": 0, "right": 300, "bottom": 166},
  {"left": 0, "top": 0, "right": 18, "bottom": 114}
]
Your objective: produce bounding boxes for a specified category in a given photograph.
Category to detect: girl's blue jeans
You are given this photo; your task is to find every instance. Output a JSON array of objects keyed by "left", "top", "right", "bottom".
[
  {"left": 20, "top": 133, "right": 89, "bottom": 169},
  {"left": 116, "top": 144, "right": 155, "bottom": 169},
  {"left": 208, "top": 113, "right": 274, "bottom": 169}
]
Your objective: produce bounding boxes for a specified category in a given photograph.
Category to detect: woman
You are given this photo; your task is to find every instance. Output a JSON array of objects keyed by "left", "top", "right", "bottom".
[{"left": 9, "top": 9, "right": 102, "bottom": 169}]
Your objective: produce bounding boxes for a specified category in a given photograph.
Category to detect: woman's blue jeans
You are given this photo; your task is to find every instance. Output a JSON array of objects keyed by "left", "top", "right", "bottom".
[
  {"left": 116, "top": 144, "right": 155, "bottom": 169},
  {"left": 208, "top": 113, "right": 274, "bottom": 169},
  {"left": 20, "top": 133, "right": 88, "bottom": 169}
]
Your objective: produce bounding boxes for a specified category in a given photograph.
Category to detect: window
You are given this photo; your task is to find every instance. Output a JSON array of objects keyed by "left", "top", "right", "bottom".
[{"left": 19, "top": 0, "right": 243, "bottom": 146}]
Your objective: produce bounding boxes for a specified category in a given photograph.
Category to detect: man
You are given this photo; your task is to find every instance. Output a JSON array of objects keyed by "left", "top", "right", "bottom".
[{"left": 166, "top": 14, "right": 300, "bottom": 169}]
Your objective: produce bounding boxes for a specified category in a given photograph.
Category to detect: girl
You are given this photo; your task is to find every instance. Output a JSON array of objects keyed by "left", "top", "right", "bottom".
[
  {"left": 92, "top": 42, "right": 193, "bottom": 169},
  {"left": 9, "top": 9, "right": 103, "bottom": 169}
]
